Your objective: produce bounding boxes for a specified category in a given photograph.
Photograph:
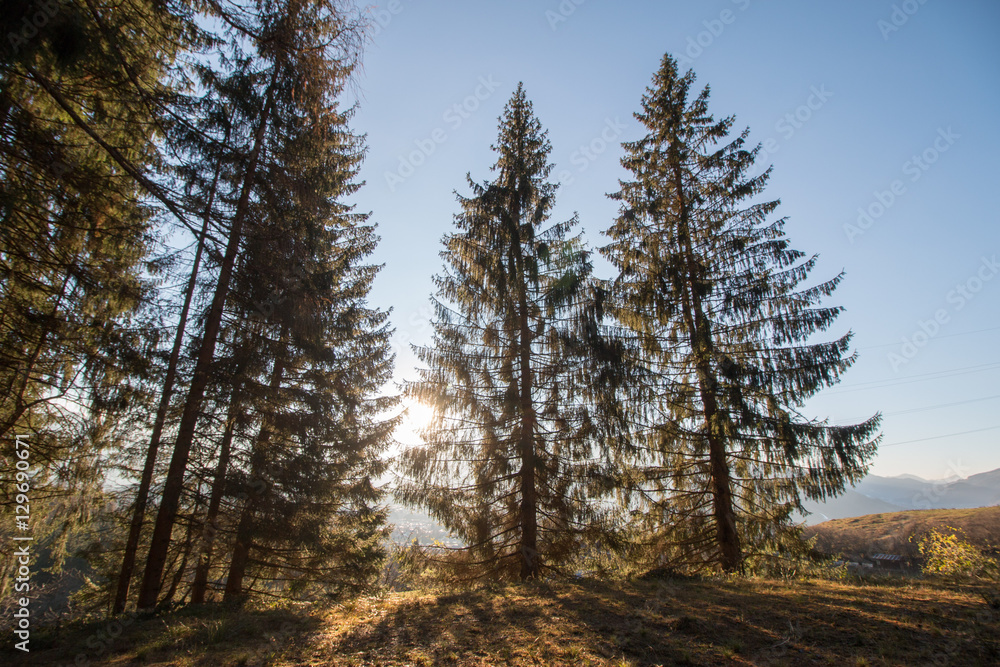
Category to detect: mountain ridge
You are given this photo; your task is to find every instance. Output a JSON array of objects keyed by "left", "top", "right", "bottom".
[{"left": 800, "top": 467, "right": 1000, "bottom": 525}]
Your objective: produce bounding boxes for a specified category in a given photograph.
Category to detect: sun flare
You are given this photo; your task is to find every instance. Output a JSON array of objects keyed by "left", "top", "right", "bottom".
[{"left": 397, "top": 399, "right": 437, "bottom": 445}]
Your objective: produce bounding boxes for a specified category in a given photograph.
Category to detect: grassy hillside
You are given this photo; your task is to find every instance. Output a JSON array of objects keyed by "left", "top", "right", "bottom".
[
  {"left": 6, "top": 577, "right": 998, "bottom": 666},
  {"left": 803, "top": 505, "right": 1000, "bottom": 558}
]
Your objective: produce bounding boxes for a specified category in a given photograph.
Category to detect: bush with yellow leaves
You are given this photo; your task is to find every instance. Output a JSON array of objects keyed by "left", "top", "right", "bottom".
[{"left": 915, "top": 527, "right": 997, "bottom": 579}]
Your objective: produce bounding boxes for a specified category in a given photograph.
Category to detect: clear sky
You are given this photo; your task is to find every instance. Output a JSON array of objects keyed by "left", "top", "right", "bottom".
[{"left": 346, "top": 0, "right": 1000, "bottom": 480}]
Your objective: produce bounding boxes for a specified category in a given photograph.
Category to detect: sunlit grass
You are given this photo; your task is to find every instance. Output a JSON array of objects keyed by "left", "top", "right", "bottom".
[{"left": 6, "top": 577, "right": 998, "bottom": 666}]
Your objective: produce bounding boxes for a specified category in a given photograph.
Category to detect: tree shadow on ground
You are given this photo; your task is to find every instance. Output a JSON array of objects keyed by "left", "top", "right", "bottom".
[
  {"left": 320, "top": 576, "right": 999, "bottom": 666},
  {"left": 2, "top": 602, "right": 324, "bottom": 667}
]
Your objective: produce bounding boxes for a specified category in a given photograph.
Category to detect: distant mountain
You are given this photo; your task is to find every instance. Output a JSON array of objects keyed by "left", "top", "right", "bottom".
[
  {"left": 858, "top": 469, "right": 1000, "bottom": 510},
  {"left": 801, "top": 489, "right": 905, "bottom": 524},
  {"left": 800, "top": 467, "right": 1000, "bottom": 525},
  {"left": 893, "top": 473, "right": 928, "bottom": 482},
  {"left": 966, "top": 468, "right": 1000, "bottom": 489},
  {"left": 854, "top": 475, "right": 935, "bottom": 508}
]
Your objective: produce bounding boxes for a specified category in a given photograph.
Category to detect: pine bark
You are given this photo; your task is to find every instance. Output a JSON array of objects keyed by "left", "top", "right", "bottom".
[{"left": 514, "top": 227, "right": 539, "bottom": 581}]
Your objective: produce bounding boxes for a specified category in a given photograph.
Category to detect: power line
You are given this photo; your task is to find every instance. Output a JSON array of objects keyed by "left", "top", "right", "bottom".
[
  {"left": 884, "top": 394, "right": 1000, "bottom": 417},
  {"left": 879, "top": 425, "right": 1000, "bottom": 449},
  {"left": 831, "top": 393, "right": 1000, "bottom": 425},
  {"left": 856, "top": 325, "right": 1000, "bottom": 352},
  {"left": 823, "top": 361, "right": 1000, "bottom": 395},
  {"left": 841, "top": 361, "right": 1000, "bottom": 388}
]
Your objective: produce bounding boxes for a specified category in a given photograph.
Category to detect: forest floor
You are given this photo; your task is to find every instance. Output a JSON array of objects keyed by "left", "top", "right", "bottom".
[{"left": 6, "top": 575, "right": 999, "bottom": 666}]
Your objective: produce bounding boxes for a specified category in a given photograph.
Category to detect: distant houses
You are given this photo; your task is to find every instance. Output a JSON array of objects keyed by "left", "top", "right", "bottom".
[
  {"left": 871, "top": 553, "right": 907, "bottom": 570},
  {"left": 832, "top": 552, "right": 912, "bottom": 573}
]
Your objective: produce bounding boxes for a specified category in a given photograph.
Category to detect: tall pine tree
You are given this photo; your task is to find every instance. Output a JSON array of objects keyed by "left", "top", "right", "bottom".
[
  {"left": 397, "top": 84, "right": 611, "bottom": 581},
  {"left": 136, "top": 0, "right": 369, "bottom": 609},
  {"left": 602, "top": 55, "right": 881, "bottom": 573},
  {"left": 216, "top": 95, "right": 395, "bottom": 602}
]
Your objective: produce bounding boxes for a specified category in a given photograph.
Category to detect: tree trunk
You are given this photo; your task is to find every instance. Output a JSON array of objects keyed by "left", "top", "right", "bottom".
[
  {"left": 161, "top": 516, "right": 196, "bottom": 606},
  {"left": 190, "top": 397, "right": 239, "bottom": 604},
  {"left": 509, "top": 183, "right": 539, "bottom": 581},
  {"left": 223, "top": 347, "right": 286, "bottom": 604},
  {"left": 670, "top": 159, "right": 742, "bottom": 573},
  {"left": 113, "top": 129, "right": 226, "bottom": 613},
  {"left": 222, "top": 498, "right": 255, "bottom": 604},
  {"left": 704, "top": 409, "right": 741, "bottom": 572},
  {"left": 137, "top": 71, "right": 278, "bottom": 611},
  {"left": 516, "top": 287, "right": 538, "bottom": 580}
]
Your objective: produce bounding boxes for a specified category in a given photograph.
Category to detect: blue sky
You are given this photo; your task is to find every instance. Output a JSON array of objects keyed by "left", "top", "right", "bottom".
[{"left": 347, "top": 0, "right": 1000, "bottom": 480}]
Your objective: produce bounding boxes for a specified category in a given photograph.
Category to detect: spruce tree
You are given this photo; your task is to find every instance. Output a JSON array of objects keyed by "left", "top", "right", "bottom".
[
  {"left": 397, "top": 84, "right": 610, "bottom": 581},
  {"left": 0, "top": 0, "right": 183, "bottom": 443},
  {"left": 218, "top": 168, "right": 395, "bottom": 602},
  {"left": 112, "top": 115, "right": 226, "bottom": 613},
  {"left": 602, "top": 55, "right": 881, "bottom": 572},
  {"left": 135, "top": 0, "right": 385, "bottom": 607},
  {"left": 0, "top": 0, "right": 186, "bottom": 597}
]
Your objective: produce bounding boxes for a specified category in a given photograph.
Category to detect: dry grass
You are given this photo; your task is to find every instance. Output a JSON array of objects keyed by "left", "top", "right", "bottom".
[
  {"left": 5, "top": 576, "right": 998, "bottom": 666},
  {"left": 803, "top": 505, "right": 1000, "bottom": 558}
]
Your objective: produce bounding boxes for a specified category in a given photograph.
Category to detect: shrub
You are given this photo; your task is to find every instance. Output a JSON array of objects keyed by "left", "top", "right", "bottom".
[{"left": 915, "top": 527, "right": 996, "bottom": 579}]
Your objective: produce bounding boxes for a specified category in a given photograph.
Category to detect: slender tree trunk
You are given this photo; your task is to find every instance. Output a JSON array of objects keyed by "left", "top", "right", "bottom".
[
  {"left": 670, "top": 159, "right": 742, "bottom": 573},
  {"left": 113, "top": 128, "right": 227, "bottom": 613},
  {"left": 137, "top": 71, "right": 278, "bottom": 611},
  {"left": 223, "top": 348, "right": 286, "bottom": 604},
  {"left": 516, "top": 297, "right": 539, "bottom": 580},
  {"left": 161, "top": 516, "right": 196, "bottom": 606},
  {"left": 509, "top": 189, "right": 539, "bottom": 581},
  {"left": 190, "top": 398, "right": 239, "bottom": 603},
  {"left": 222, "top": 497, "right": 255, "bottom": 604}
]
